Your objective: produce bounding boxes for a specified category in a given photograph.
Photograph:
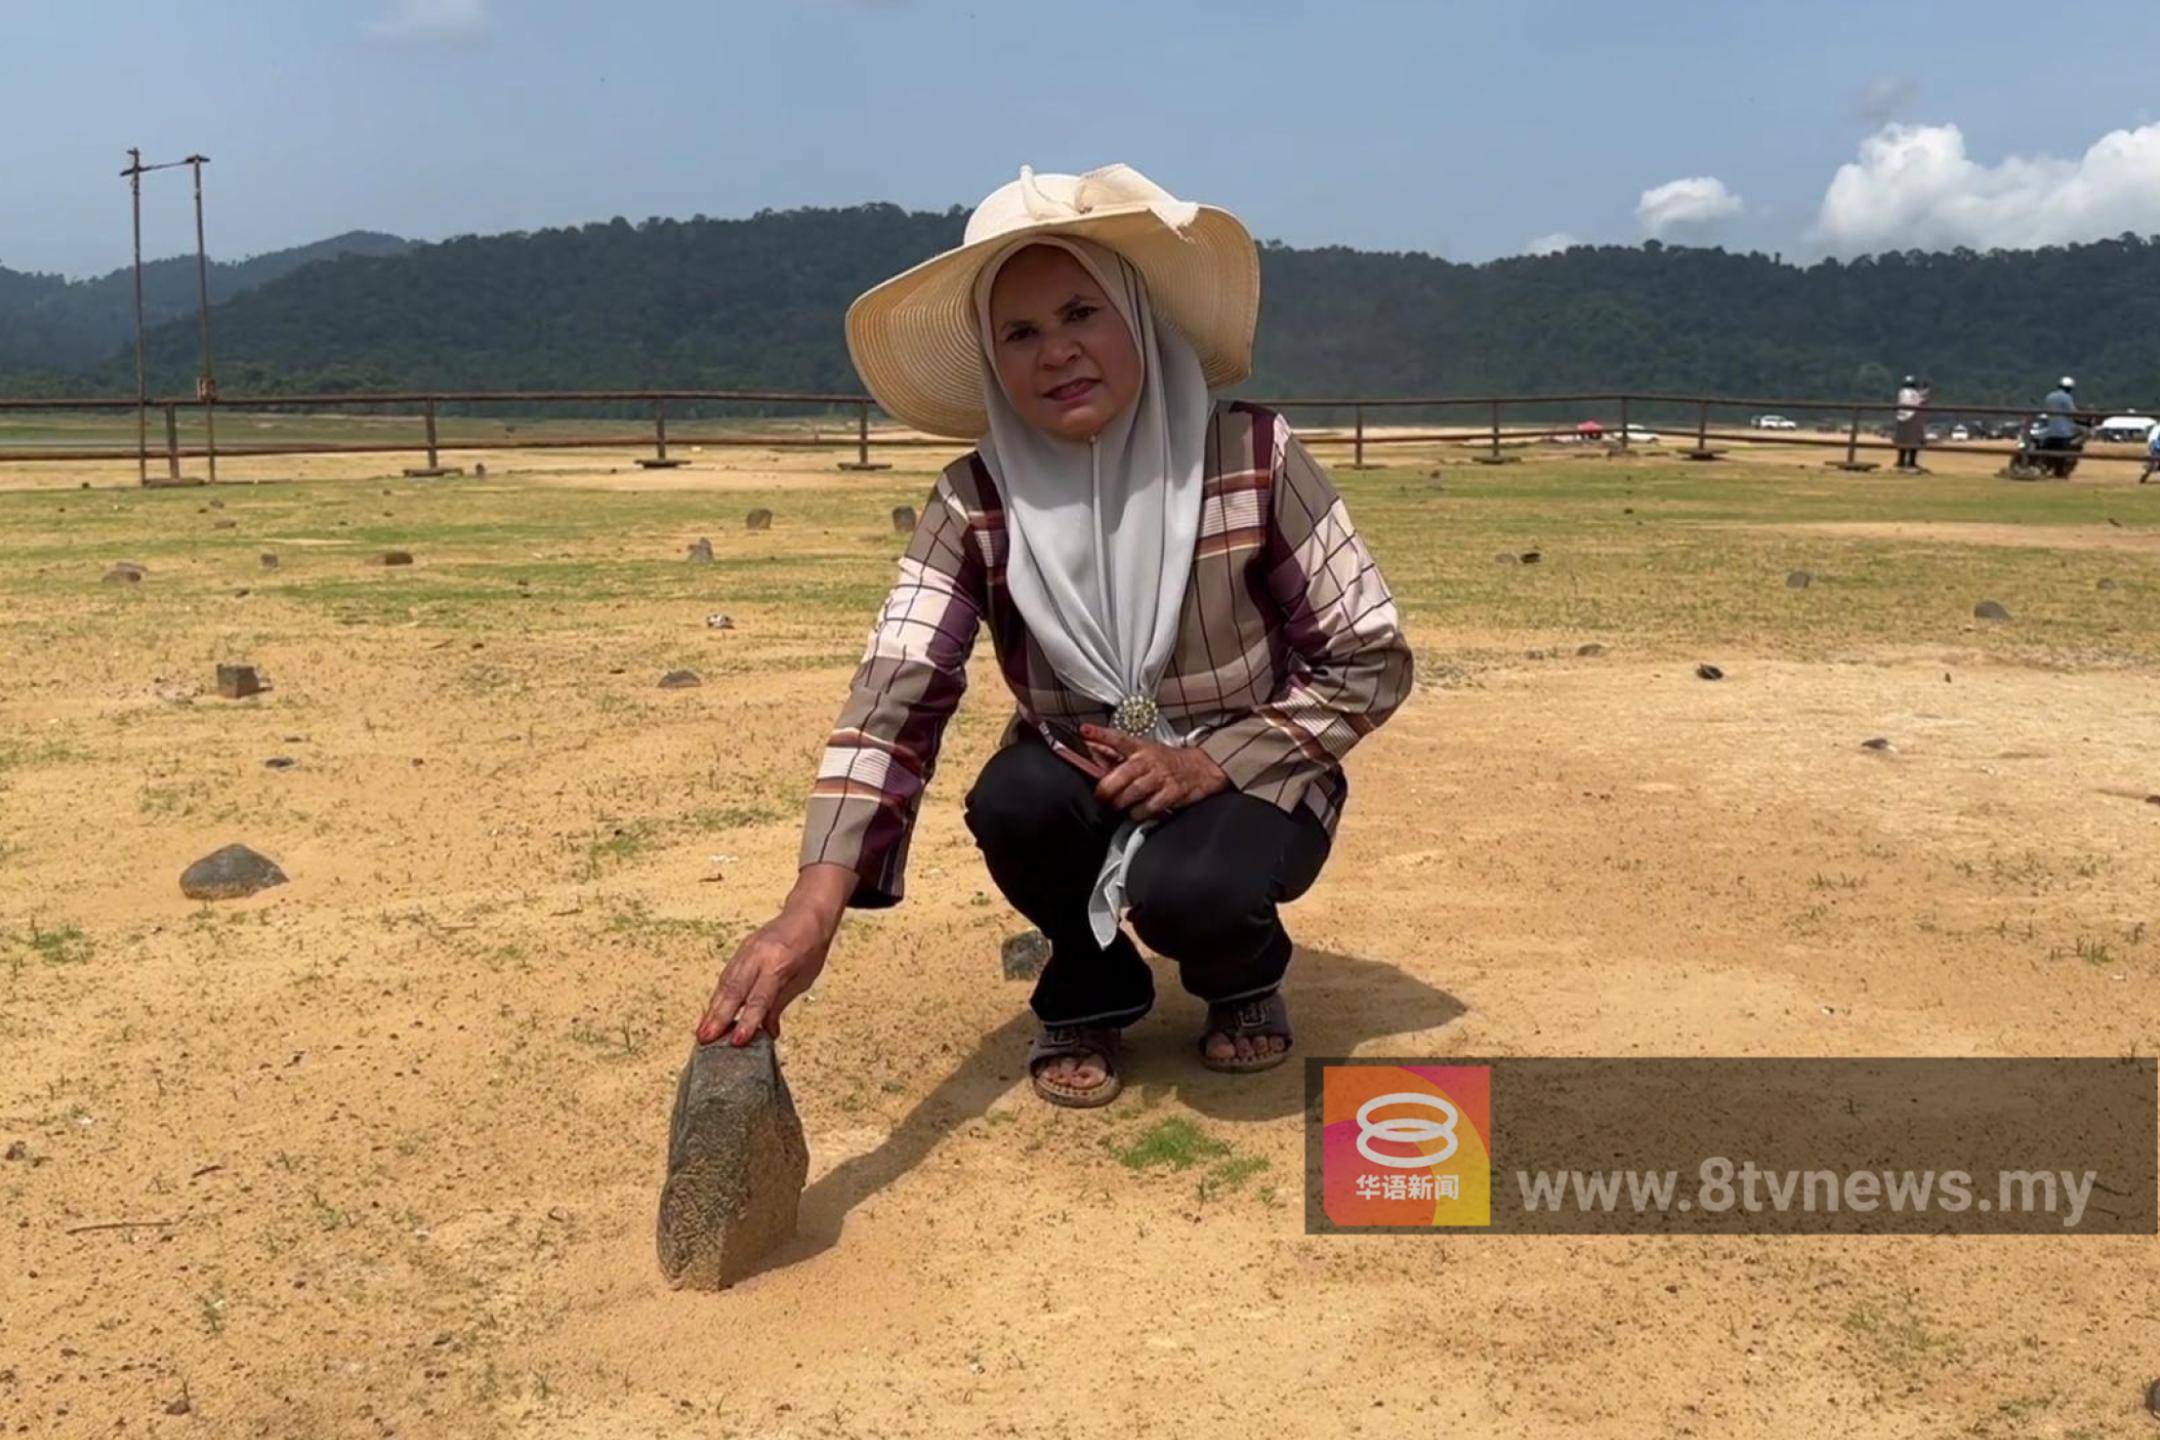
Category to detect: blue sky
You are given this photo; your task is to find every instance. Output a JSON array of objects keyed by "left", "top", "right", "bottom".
[{"left": 9, "top": 0, "right": 2160, "bottom": 278}]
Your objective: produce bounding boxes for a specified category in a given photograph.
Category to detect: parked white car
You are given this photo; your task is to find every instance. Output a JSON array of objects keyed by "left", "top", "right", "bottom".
[
  {"left": 1623, "top": 424, "right": 1661, "bottom": 445},
  {"left": 1949, "top": 425, "right": 1970, "bottom": 442},
  {"left": 1751, "top": 414, "right": 1799, "bottom": 430}
]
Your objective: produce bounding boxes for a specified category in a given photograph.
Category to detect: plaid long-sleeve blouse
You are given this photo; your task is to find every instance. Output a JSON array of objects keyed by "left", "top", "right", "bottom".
[{"left": 798, "top": 400, "right": 1415, "bottom": 908}]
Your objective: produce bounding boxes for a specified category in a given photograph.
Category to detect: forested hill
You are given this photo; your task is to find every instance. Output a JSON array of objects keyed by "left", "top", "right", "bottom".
[
  {"left": 0, "top": 231, "right": 413, "bottom": 378},
  {"left": 15, "top": 207, "right": 2160, "bottom": 407}
]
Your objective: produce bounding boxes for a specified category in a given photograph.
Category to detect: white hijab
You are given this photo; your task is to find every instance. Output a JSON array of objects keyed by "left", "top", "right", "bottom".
[{"left": 973, "top": 236, "right": 1213, "bottom": 946}]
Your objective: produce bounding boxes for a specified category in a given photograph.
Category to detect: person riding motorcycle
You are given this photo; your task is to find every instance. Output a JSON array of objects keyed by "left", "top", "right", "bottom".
[
  {"left": 2039, "top": 376, "right": 2084, "bottom": 453},
  {"left": 2011, "top": 376, "right": 2089, "bottom": 480}
]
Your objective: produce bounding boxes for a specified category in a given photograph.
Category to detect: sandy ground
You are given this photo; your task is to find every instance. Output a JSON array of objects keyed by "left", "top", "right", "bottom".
[{"left": 3, "top": 447, "right": 2159, "bottom": 1438}]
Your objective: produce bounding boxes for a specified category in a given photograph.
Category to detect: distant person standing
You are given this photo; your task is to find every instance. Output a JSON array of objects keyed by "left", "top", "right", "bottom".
[
  {"left": 1893, "top": 375, "right": 1929, "bottom": 470},
  {"left": 2143, "top": 420, "right": 2160, "bottom": 483}
]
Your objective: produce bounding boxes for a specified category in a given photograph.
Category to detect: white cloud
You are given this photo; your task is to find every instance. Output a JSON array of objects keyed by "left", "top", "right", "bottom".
[
  {"left": 1525, "top": 231, "right": 1580, "bottom": 256},
  {"left": 1814, "top": 121, "right": 2160, "bottom": 254},
  {"left": 370, "top": 0, "right": 489, "bottom": 41},
  {"left": 1636, "top": 176, "right": 1743, "bottom": 237}
]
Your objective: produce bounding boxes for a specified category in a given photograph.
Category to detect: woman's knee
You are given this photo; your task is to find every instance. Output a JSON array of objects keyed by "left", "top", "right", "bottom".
[
  {"left": 963, "top": 742, "right": 1092, "bottom": 856},
  {"left": 1126, "top": 850, "right": 1272, "bottom": 961}
]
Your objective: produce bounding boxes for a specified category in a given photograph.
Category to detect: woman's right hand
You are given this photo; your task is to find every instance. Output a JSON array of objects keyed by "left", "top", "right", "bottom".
[{"left": 695, "top": 864, "right": 855, "bottom": 1046}]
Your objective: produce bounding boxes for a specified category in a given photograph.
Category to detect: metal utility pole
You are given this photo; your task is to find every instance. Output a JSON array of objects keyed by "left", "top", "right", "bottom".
[
  {"left": 123, "top": 148, "right": 149, "bottom": 485},
  {"left": 119, "top": 148, "right": 207, "bottom": 485},
  {"left": 187, "top": 154, "right": 217, "bottom": 481}
]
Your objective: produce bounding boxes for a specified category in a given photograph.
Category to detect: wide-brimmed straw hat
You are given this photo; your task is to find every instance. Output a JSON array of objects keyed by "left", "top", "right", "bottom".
[{"left": 845, "top": 164, "right": 1260, "bottom": 439}]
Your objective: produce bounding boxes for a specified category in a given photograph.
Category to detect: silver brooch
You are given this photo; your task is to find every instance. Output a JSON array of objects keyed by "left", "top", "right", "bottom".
[{"left": 1111, "top": 693, "right": 1160, "bottom": 736}]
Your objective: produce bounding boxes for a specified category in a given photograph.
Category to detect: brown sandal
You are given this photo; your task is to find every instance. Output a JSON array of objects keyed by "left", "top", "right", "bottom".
[
  {"left": 1028, "top": 1024, "right": 1123, "bottom": 1109},
  {"left": 1199, "top": 993, "right": 1294, "bottom": 1073}
]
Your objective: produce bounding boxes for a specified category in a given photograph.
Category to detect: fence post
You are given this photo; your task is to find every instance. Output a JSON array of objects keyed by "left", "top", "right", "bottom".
[
  {"left": 204, "top": 396, "right": 218, "bottom": 485},
  {"left": 1353, "top": 404, "right": 1367, "bottom": 469},
  {"left": 837, "top": 398, "right": 890, "bottom": 471},
  {"left": 425, "top": 398, "right": 441, "bottom": 470},
  {"left": 1696, "top": 399, "right": 1709, "bottom": 451},
  {"left": 655, "top": 398, "right": 669, "bottom": 462},
  {"left": 1845, "top": 407, "right": 1861, "bottom": 466},
  {"left": 164, "top": 403, "right": 181, "bottom": 482},
  {"left": 1490, "top": 399, "right": 1502, "bottom": 461},
  {"left": 1618, "top": 396, "right": 1631, "bottom": 451}
]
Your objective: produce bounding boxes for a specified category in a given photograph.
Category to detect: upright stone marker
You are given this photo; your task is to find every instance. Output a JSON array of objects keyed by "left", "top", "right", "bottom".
[
  {"left": 657, "top": 1036, "right": 810, "bottom": 1290},
  {"left": 746, "top": 509, "right": 773, "bottom": 533}
]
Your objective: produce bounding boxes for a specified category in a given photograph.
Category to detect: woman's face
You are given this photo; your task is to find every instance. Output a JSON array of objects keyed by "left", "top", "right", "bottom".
[{"left": 986, "top": 245, "right": 1143, "bottom": 442}]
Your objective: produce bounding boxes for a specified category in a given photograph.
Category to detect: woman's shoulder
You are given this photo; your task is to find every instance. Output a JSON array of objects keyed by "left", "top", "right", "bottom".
[
  {"left": 1208, "top": 397, "right": 1292, "bottom": 476},
  {"left": 930, "top": 448, "right": 998, "bottom": 513}
]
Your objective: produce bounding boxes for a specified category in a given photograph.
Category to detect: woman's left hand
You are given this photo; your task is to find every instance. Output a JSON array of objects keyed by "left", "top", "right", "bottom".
[{"left": 1082, "top": 724, "right": 1231, "bottom": 822}]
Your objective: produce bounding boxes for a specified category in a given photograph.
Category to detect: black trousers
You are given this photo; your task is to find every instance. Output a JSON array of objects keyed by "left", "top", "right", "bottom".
[{"left": 963, "top": 736, "right": 1332, "bottom": 1028}]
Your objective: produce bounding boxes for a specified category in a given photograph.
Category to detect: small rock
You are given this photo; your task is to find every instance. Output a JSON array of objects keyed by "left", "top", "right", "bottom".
[
  {"left": 232, "top": 588, "right": 251, "bottom": 598},
  {"left": 1494, "top": 552, "right": 1520, "bottom": 566},
  {"left": 686, "top": 538, "right": 715, "bottom": 564},
  {"left": 1695, "top": 663, "right": 1725, "bottom": 681},
  {"left": 209, "top": 498, "right": 225, "bottom": 510},
  {"left": 102, "top": 562, "right": 146, "bottom": 585},
  {"left": 1860, "top": 737, "right": 1894, "bottom": 752},
  {"left": 474, "top": 462, "right": 488, "bottom": 478},
  {"left": 1786, "top": 570, "right": 1812, "bottom": 589},
  {"left": 381, "top": 551, "right": 415, "bottom": 567},
  {"left": 704, "top": 614, "right": 735, "bottom": 631},
  {"left": 1519, "top": 550, "right": 1542, "bottom": 565},
  {"left": 180, "top": 843, "right": 289, "bottom": 901},
  {"left": 891, "top": 505, "right": 918, "bottom": 535},
  {"left": 1973, "top": 600, "right": 2011, "bottom": 622},
  {"left": 3, "top": 1141, "right": 26, "bottom": 1162},
  {"left": 2148, "top": 1377, "right": 2160, "bottom": 1419},
  {"left": 263, "top": 756, "right": 297, "bottom": 770},
  {"left": 2096, "top": 578, "right": 2117, "bottom": 592},
  {"left": 215, "top": 664, "right": 265, "bottom": 700},
  {"left": 746, "top": 509, "right": 774, "bottom": 532},
  {"left": 656, "top": 1035, "right": 810, "bottom": 1290},
  {"left": 1000, "top": 930, "right": 1052, "bottom": 981},
  {"left": 212, "top": 519, "right": 236, "bottom": 530},
  {"left": 259, "top": 553, "right": 279, "bottom": 570},
  {"left": 658, "top": 669, "right": 703, "bottom": 690},
  {"left": 1575, "top": 642, "right": 1606, "bottom": 657},
  {"left": 165, "top": 1396, "right": 191, "bottom": 1417}
]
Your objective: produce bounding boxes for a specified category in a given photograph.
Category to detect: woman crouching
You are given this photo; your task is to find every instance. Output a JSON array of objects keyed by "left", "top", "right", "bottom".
[{"left": 695, "top": 164, "right": 1413, "bottom": 1108}]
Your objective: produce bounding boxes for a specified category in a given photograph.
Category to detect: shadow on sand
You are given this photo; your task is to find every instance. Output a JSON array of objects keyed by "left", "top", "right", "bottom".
[{"left": 760, "top": 946, "right": 1461, "bottom": 1277}]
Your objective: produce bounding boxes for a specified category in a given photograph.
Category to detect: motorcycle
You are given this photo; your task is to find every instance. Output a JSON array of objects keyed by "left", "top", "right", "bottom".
[{"left": 2002, "top": 419, "right": 2084, "bottom": 480}]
